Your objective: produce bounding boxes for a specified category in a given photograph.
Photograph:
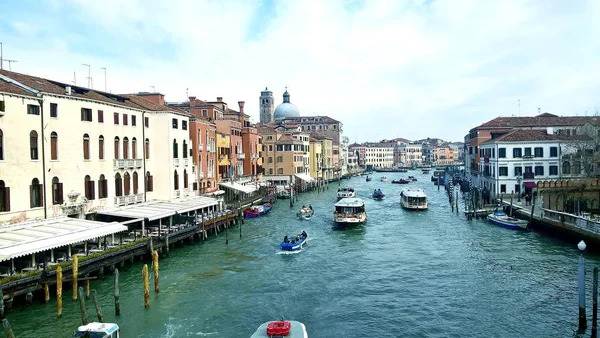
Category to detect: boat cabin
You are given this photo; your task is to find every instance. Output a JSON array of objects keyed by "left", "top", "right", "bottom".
[
  {"left": 400, "top": 188, "right": 428, "bottom": 210},
  {"left": 333, "top": 198, "right": 367, "bottom": 224},
  {"left": 71, "top": 323, "right": 120, "bottom": 338},
  {"left": 337, "top": 186, "right": 356, "bottom": 199}
]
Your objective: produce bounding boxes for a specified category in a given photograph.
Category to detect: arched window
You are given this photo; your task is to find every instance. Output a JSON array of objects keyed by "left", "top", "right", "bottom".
[
  {"left": 0, "top": 129, "right": 3, "bottom": 160},
  {"left": 183, "top": 140, "right": 188, "bottom": 158},
  {"left": 98, "top": 174, "right": 108, "bottom": 199},
  {"left": 0, "top": 180, "right": 10, "bottom": 212},
  {"left": 84, "top": 175, "right": 95, "bottom": 200},
  {"left": 183, "top": 169, "right": 188, "bottom": 188},
  {"left": 30, "top": 130, "right": 39, "bottom": 160},
  {"left": 562, "top": 161, "right": 571, "bottom": 175},
  {"left": 145, "top": 171, "right": 154, "bottom": 192},
  {"left": 83, "top": 134, "right": 90, "bottom": 160},
  {"left": 133, "top": 172, "right": 139, "bottom": 194},
  {"left": 115, "top": 173, "right": 123, "bottom": 197},
  {"left": 277, "top": 168, "right": 283, "bottom": 175},
  {"left": 145, "top": 138, "right": 150, "bottom": 159},
  {"left": 173, "top": 139, "right": 178, "bottom": 159},
  {"left": 30, "top": 178, "right": 43, "bottom": 208},
  {"left": 573, "top": 161, "right": 581, "bottom": 175},
  {"left": 52, "top": 177, "right": 63, "bottom": 205},
  {"left": 114, "top": 137, "right": 120, "bottom": 160},
  {"left": 123, "top": 137, "right": 129, "bottom": 159},
  {"left": 174, "top": 170, "right": 179, "bottom": 190},
  {"left": 50, "top": 132, "right": 58, "bottom": 160},
  {"left": 98, "top": 135, "right": 105, "bottom": 160},
  {"left": 132, "top": 137, "right": 137, "bottom": 159},
  {"left": 124, "top": 172, "right": 131, "bottom": 195}
]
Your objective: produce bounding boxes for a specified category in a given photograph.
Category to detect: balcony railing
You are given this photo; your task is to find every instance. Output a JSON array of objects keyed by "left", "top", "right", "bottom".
[
  {"left": 219, "top": 154, "right": 229, "bottom": 161},
  {"left": 184, "top": 158, "right": 189, "bottom": 166},
  {"left": 125, "top": 159, "right": 134, "bottom": 168},
  {"left": 174, "top": 158, "right": 180, "bottom": 166},
  {"left": 114, "top": 193, "right": 144, "bottom": 206},
  {"left": 183, "top": 188, "right": 190, "bottom": 197},
  {"left": 113, "top": 159, "right": 125, "bottom": 169},
  {"left": 134, "top": 159, "right": 143, "bottom": 168},
  {"left": 175, "top": 190, "right": 181, "bottom": 198},
  {"left": 237, "top": 153, "right": 246, "bottom": 159}
]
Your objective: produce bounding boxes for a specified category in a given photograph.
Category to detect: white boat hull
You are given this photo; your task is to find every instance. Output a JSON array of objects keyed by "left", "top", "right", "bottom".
[{"left": 333, "top": 213, "right": 367, "bottom": 224}]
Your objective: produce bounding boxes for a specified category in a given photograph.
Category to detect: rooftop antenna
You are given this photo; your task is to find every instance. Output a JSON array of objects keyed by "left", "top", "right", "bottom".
[
  {"left": 538, "top": 107, "right": 541, "bottom": 114},
  {"left": 518, "top": 99, "right": 521, "bottom": 116},
  {"left": 150, "top": 85, "right": 156, "bottom": 92},
  {"left": 82, "top": 63, "right": 91, "bottom": 88},
  {"left": 72, "top": 71, "right": 76, "bottom": 85},
  {"left": 4, "top": 59, "right": 17, "bottom": 71},
  {"left": 0, "top": 42, "right": 3, "bottom": 70},
  {"left": 101, "top": 67, "right": 107, "bottom": 92},
  {"left": 186, "top": 88, "right": 188, "bottom": 98}
]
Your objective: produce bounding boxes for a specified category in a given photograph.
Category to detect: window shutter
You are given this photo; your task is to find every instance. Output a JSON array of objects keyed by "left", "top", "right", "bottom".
[
  {"left": 58, "top": 183, "right": 63, "bottom": 204},
  {"left": 38, "top": 184, "right": 44, "bottom": 207},
  {"left": 91, "top": 183, "right": 96, "bottom": 200},
  {"left": 3, "top": 187, "right": 10, "bottom": 211},
  {"left": 148, "top": 176, "right": 153, "bottom": 191},
  {"left": 103, "top": 180, "right": 108, "bottom": 198},
  {"left": 29, "top": 185, "right": 34, "bottom": 208}
]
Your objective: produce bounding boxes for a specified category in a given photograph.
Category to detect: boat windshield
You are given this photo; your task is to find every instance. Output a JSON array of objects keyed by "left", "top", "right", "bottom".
[{"left": 335, "top": 206, "right": 365, "bottom": 214}]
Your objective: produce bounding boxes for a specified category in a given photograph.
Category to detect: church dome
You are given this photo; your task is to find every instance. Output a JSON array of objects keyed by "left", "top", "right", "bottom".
[{"left": 273, "top": 90, "right": 300, "bottom": 120}]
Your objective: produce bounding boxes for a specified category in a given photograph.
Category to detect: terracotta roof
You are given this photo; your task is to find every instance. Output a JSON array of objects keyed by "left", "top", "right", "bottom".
[
  {"left": 309, "top": 132, "right": 332, "bottom": 140},
  {"left": 281, "top": 115, "right": 341, "bottom": 124},
  {"left": 476, "top": 114, "right": 600, "bottom": 129},
  {"left": 256, "top": 125, "right": 277, "bottom": 134},
  {"left": 122, "top": 95, "right": 192, "bottom": 117},
  {"left": 482, "top": 129, "right": 588, "bottom": 144}
]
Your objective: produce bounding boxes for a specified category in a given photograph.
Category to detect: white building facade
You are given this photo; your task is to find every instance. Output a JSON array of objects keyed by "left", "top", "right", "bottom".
[
  {"left": 398, "top": 143, "right": 423, "bottom": 166},
  {"left": 364, "top": 145, "right": 394, "bottom": 168}
]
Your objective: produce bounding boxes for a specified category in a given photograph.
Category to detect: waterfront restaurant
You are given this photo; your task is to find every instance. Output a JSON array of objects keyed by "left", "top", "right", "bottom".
[
  {"left": 218, "top": 180, "right": 260, "bottom": 204},
  {"left": 0, "top": 217, "right": 128, "bottom": 276}
]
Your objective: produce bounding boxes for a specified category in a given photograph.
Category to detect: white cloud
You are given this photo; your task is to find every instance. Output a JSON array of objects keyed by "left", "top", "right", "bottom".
[{"left": 1, "top": 0, "right": 599, "bottom": 142}]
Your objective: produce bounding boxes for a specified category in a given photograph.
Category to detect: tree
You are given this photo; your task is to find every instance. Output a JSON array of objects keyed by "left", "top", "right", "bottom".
[{"left": 562, "top": 109, "right": 600, "bottom": 178}]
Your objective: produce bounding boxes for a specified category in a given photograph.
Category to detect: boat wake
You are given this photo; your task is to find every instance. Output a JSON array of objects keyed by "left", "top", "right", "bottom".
[{"left": 277, "top": 248, "right": 304, "bottom": 255}]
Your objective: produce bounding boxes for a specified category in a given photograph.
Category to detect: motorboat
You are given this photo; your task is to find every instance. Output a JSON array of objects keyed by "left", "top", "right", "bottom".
[
  {"left": 400, "top": 188, "right": 428, "bottom": 210},
  {"left": 372, "top": 189, "right": 385, "bottom": 200},
  {"left": 277, "top": 189, "right": 291, "bottom": 199},
  {"left": 280, "top": 232, "right": 308, "bottom": 251},
  {"left": 243, "top": 203, "right": 272, "bottom": 219},
  {"left": 487, "top": 209, "right": 528, "bottom": 230},
  {"left": 297, "top": 207, "right": 314, "bottom": 220},
  {"left": 71, "top": 322, "right": 120, "bottom": 338},
  {"left": 392, "top": 179, "right": 410, "bottom": 184},
  {"left": 422, "top": 167, "right": 431, "bottom": 174},
  {"left": 333, "top": 198, "right": 367, "bottom": 225},
  {"left": 380, "top": 176, "right": 388, "bottom": 182},
  {"left": 337, "top": 186, "right": 356, "bottom": 200},
  {"left": 366, "top": 176, "right": 372, "bottom": 182},
  {"left": 251, "top": 320, "right": 308, "bottom": 338}
]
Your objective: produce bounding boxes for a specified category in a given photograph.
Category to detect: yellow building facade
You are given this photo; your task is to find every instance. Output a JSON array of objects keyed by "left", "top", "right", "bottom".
[{"left": 216, "top": 132, "right": 231, "bottom": 181}]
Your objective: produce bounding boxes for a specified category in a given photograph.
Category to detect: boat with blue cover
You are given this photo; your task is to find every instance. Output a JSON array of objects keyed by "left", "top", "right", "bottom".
[
  {"left": 487, "top": 209, "right": 528, "bottom": 230},
  {"left": 244, "top": 203, "right": 272, "bottom": 219},
  {"left": 280, "top": 231, "right": 308, "bottom": 251},
  {"left": 372, "top": 189, "right": 385, "bottom": 200}
]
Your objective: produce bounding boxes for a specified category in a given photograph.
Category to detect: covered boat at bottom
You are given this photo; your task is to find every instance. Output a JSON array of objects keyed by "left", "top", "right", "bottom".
[
  {"left": 244, "top": 203, "right": 272, "bottom": 219},
  {"left": 71, "top": 322, "right": 120, "bottom": 338},
  {"left": 487, "top": 209, "right": 528, "bottom": 230},
  {"left": 280, "top": 231, "right": 308, "bottom": 251},
  {"left": 251, "top": 320, "right": 308, "bottom": 338}
]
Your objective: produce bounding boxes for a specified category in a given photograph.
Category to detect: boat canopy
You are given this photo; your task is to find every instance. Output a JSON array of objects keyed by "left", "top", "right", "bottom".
[
  {"left": 401, "top": 188, "right": 427, "bottom": 198},
  {"left": 334, "top": 198, "right": 365, "bottom": 208}
]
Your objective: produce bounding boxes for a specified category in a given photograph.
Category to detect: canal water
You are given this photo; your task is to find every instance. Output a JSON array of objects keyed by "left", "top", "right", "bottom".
[{"left": 7, "top": 171, "right": 600, "bottom": 337}]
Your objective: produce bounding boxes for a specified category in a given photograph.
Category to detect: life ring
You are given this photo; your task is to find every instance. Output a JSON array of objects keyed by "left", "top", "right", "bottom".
[{"left": 266, "top": 321, "right": 291, "bottom": 336}]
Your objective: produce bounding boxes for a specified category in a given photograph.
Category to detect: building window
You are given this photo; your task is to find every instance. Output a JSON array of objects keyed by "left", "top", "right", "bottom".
[
  {"left": 514, "top": 166, "right": 522, "bottom": 176},
  {"left": 573, "top": 161, "right": 582, "bottom": 174},
  {"left": 30, "top": 130, "right": 39, "bottom": 160},
  {"left": 145, "top": 117, "right": 149, "bottom": 128},
  {"left": 524, "top": 147, "right": 532, "bottom": 157},
  {"left": 83, "top": 134, "right": 90, "bottom": 160},
  {"left": 524, "top": 166, "right": 532, "bottom": 174},
  {"left": 534, "top": 166, "right": 544, "bottom": 176},
  {"left": 183, "top": 169, "right": 189, "bottom": 188},
  {"left": 174, "top": 170, "right": 179, "bottom": 190},
  {"left": 133, "top": 172, "right": 139, "bottom": 194},
  {"left": 512, "top": 148, "right": 522, "bottom": 158},
  {"left": 50, "top": 132, "right": 58, "bottom": 160},
  {"left": 145, "top": 138, "right": 150, "bottom": 159},
  {"left": 30, "top": 178, "right": 43, "bottom": 208},
  {"left": 0, "top": 129, "right": 3, "bottom": 160},
  {"left": 277, "top": 168, "right": 283, "bottom": 174},
  {"left": 172, "top": 118, "right": 178, "bottom": 129},
  {"left": 499, "top": 167, "right": 508, "bottom": 176},
  {"left": 123, "top": 137, "right": 129, "bottom": 159},
  {"left": 98, "top": 110, "right": 104, "bottom": 123},
  {"left": 132, "top": 115, "right": 137, "bottom": 126},
  {"left": 132, "top": 138, "right": 137, "bottom": 159},
  {"left": 84, "top": 175, "right": 95, "bottom": 200},
  {"left": 550, "top": 147, "right": 558, "bottom": 157},
  {"left": 173, "top": 139, "right": 178, "bottom": 158},
  {"left": 98, "top": 174, "right": 108, "bottom": 199},
  {"left": 50, "top": 103, "right": 58, "bottom": 118},
  {"left": 549, "top": 165, "right": 558, "bottom": 176},
  {"left": 81, "top": 108, "right": 92, "bottom": 122},
  {"left": 99, "top": 136, "right": 105, "bottom": 160},
  {"left": 27, "top": 104, "right": 40, "bottom": 115},
  {"left": 500, "top": 184, "right": 506, "bottom": 193},
  {"left": 146, "top": 172, "right": 154, "bottom": 192},
  {"left": 115, "top": 173, "right": 123, "bottom": 197},
  {"left": 114, "top": 137, "right": 120, "bottom": 159},
  {"left": 534, "top": 147, "right": 543, "bottom": 158},
  {"left": 114, "top": 112, "right": 119, "bottom": 125},
  {"left": 0, "top": 180, "right": 10, "bottom": 212},
  {"left": 562, "top": 161, "right": 571, "bottom": 175},
  {"left": 182, "top": 120, "right": 188, "bottom": 130},
  {"left": 51, "top": 177, "right": 63, "bottom": 205},
  {"left": 183, "top": 140, "right": 188, "bottom": 158},
  {"left": 123, "top": 114, "right": 128, "bottom": 126},
  {"left": 498, "top": 148, "right": 506, "bottom": 158},
  {"left": 0, "top": 100, "right": 4, "bottom": 112},
  {"left": 124, "top": 172, "right": 131, "bottom": 196}
]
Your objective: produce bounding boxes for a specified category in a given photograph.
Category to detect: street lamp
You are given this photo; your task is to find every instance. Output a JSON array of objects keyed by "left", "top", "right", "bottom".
[
  {"left": 516, "top": 174, "right": 522, "bottom": 202},
  {"left": 578, "top": 240, "right": 587, "bottom": 331}
]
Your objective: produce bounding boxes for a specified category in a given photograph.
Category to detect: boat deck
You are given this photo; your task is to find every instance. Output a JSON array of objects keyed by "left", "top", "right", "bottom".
[{"left": 251, "top": 321, "right": 308, "bottom": 338}]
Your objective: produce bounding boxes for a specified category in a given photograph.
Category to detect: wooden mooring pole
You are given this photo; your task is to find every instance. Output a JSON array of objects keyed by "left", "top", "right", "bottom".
[
  {"left": 593, "top": 266, "right": 598, "bottom": 338},
  {"left": 2, "top": 319, "right": 15, "bottom": 338},
  {"left": 142, "top": 264, "right": 150, "bottom": 309},
  {"left": 114, "top": 268, "right": 120, "bottom": 316},
  {"left": 152, "top": 250, "right": 160, "bottom": 293},
  {"left": 72, "top": 254, "right": 79, "bottom": 301},
  {"left": 78, "top": 287, "right": 88, "bottom": 326},
  {"left": 91, "top": 289, "right": 104, "bottom": 323},
  {"left": 57, "top": 266, "right": 63, "bottom": 318}
]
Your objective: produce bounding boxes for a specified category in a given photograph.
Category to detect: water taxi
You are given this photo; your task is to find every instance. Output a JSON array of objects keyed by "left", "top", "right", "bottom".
[
  {"left": 400, "top": 188, "right": 428, "bottom": 210},
  {"left": 487, "top": 209, "right": 528, "bottom": 230},
  {"left": 243, "top": 203, "right": 272, "bottom": 219},
  {"left": 333, "top": 198, "right": 367, "bottom": 225},
  {"left": 71, "top": 322, "right": 120, "bottom": 338},
  {"left": 297, "top": 206, "right": 314, "bottom": 220},
  {"left": 251, "top": 320, "right": 308, "bottom": 338},
  {"left": 280, "top": 231, "right": 308, "bottom": 251},
  {"left": 337, "top": 186, "right": 356, "bottom": 200}
]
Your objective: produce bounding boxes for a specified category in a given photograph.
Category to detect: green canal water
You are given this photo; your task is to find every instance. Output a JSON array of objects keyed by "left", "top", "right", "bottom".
[{"left": 7, "top": 171, "right": 600, "bottom": 337}]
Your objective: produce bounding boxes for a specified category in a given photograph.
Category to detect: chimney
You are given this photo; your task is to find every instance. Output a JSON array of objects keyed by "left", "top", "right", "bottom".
[
  {"left": 66, "top": 86, "right": 72, "bottom": 95},
  {"left": 189, "top": 96, "right": 196, "bottom": 101},
  {"left": 238, "top": 101, "right": 245, "bottom": 114},
  {"left": 217, "top": 97, "right": 223, "bottom": 102}
]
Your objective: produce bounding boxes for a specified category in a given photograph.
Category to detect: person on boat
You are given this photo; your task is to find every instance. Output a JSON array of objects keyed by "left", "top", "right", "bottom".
[
  {"left": 309, "top": 205, "right": 313, "bottom": 211},
  {"left": 301, "top": 231, "right": 307, "bottom": 238},
  {"left": 283, "top": 235, "right": 289, "bottom": 243}
]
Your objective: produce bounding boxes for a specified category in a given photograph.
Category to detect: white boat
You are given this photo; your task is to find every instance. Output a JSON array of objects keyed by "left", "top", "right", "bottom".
[
  {"left": 487, "top": 210, "right": 528, "bottom": 230},
  {"left": 380, "top": 176, "right": 388, "bottom": 182},
  {"left": 400, "top": 187, "right": 428, "bottom": 210},
  {"left": 337, "top": 186, "right": 356, "bottom": 200},
  {"left": 333, "top": 198, "right": 367, "bottom": 225},
  {"left": 251, "top": 320, "right": 308, "bottom": 338},
  {"left": 71, "top": 322, "right": 120, "bottom": 337},
  {"left": 297, "top": 207, "right": 314, "bottom": 219}
]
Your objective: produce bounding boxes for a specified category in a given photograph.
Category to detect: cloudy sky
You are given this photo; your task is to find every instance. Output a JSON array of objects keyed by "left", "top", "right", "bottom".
[{"left": 1, "top": 0, "right": 598, "bottom": 143}]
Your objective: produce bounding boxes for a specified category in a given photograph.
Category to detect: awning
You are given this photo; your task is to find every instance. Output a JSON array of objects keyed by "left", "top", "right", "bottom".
[
  {"left": 204, "top": 190, "right": 225, "bottom": 197},
  {"left": 97, "top": 196, "right": 219, "bottom": 221},
  {"left": 219, "top": 182, "right": 258, "bottom": 194},
  {"left": 0, "top": 218, "right": 129, "bottom": 262},
  {"left": 295, "top": 173, "right": 316, "bottom": 183},
  {"left": 524, "top": 182, "right": 537, "bottom": 189}
]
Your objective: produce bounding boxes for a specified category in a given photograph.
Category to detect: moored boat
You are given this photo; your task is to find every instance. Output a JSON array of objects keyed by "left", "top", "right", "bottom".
[
  {"left": 422, "top": 167, "right": 431, "bottom": 174},
  {"left": 400, "top": 188, "right": 428, "bottom": 210},
  {"left": 243, "top": 203, "right": 272, "bottom": 219},
  {"left": 280, "top": 231, "right": 308, "bottom": 251},
  {"left": 333, "top": 198, "right": 367, "bottom": 225},
  {"left": 251, "top": 320, "right": 308, "bottom": 338},
  {"left": 372, "top": 189, "right": 385, "bottom": 200},
  {"left": 337, "top": 186, "right": 356, "bottom": 200},
  {"left": 487, "top": 209, "right": 528, "bottom": 230},
  {"left": 71, "top": 322, "right": 120, "bottom": 338},
  {"left": 297, "top": 206, "right": 314, "bottom": 219}
]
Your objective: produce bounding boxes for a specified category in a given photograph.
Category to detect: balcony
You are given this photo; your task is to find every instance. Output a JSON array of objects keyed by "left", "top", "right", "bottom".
[
  {"left": 184, "top": 158, "right": 189, "bottom": 166},
  {"left": 175, "top": 190, "right": 181, "bottom": 198},
  {"left": 523, "top": 155, "right": 534, "bottom": 159},
  {"left": 237, "top": 153, "right": 246, "bottom": 159},
  {"left": 113, "top": 159, "right": 125, "bottom": 169},
  {"left": 134, "top": 159, "right": 143, "bottom": 168},
  {"left": 114, "top": 193, "right": 144, "bottom": 206},
  {"left": 174, "top": 158, "right": 180, "bottom": 166},
  {"left": 125, "top": 159, "right": 134, "bottom": 168},
  {"left": 219, "top": 154, "right": 229, "bottom": 161}
]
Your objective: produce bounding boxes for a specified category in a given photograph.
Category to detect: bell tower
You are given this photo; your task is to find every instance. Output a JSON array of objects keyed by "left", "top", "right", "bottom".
[{"left": 259, "top": 87, "right": 274, "bottom": 123}]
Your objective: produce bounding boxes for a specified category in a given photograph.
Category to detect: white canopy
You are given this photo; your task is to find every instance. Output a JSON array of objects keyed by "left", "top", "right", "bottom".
[
  {"left": 0, "top": 217, "right": 128, "bottom": 262},
  {"left": 97, "top": 196, "right": 219, "bottom": 221},
  {"left": 219, "top": 182, "right": 258, "bottom": 194},
  {"left": 295, "top": 173, "right": 316, "bottom": 183}
]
